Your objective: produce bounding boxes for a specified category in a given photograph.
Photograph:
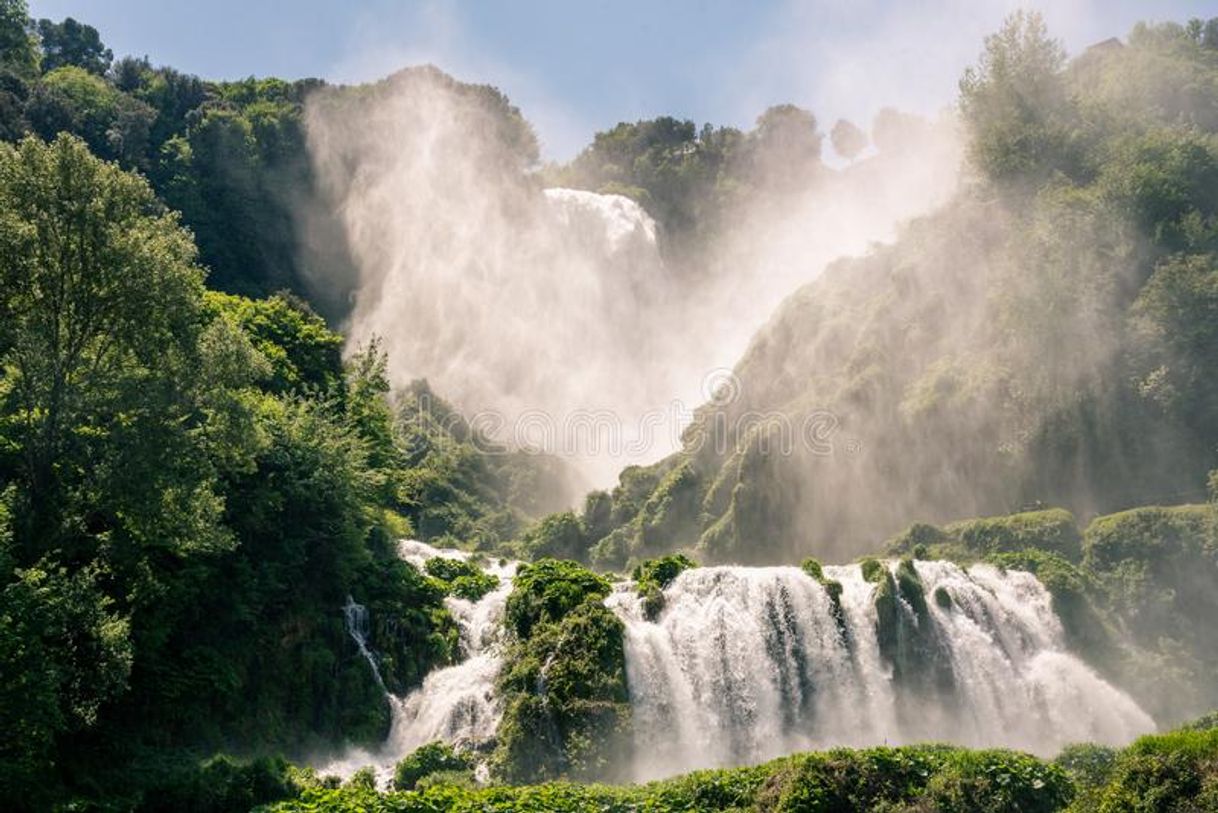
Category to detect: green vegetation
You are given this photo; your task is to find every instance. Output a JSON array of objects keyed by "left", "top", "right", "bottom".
[
  {"left": 801, "top": 557, "right": 844, "bottom": 615},
  {"left": 395, "top": 381, "right": 575, "bottom": 554},
  {"left": 543, "top": 12, "right": 1218, "bottom": 574},
  {"left": 5, "top": 5, "right": 1218, "bottom": 809},
  {"left": 266, "top": 743, "right": 1075, "bottom": 812},
  {"left": 632, "top": 553, "right": 697, "bottom": 619},
  {"left": 495, "top": 559, "right": 629, "bottom": 783},
  {"left": 424, "top": 556, "right": 500, "bottom": 602},
  {"left": 0, "top": 132, "right": 470, "bottom": 808},
  {"left": 393, "top": 742, "right": 472, "bottom": 791}
]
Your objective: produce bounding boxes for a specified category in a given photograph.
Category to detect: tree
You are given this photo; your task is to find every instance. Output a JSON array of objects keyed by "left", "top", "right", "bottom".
[
  {"left": 753, "top": 104, "right": 821, "bottom": 162},
  {"left": 0, "top": 133, "right": 220, "bottom": 558},
  {"left": 0, "top": 0, "right": 37, "bottom": 78},
  {"left": 749, "top": 104, "right": 822, "bottom": 190},
  {"left": 35, "top": 17, "right": 112, "bottom": 75},
  {"left": 25, "top": 66, "right": 156, "bottom": 166},
  {"left": 830, "top": 118, "right": 868, "bottom": 161},
  {"left": 959, "top": 11, "right": 1069, "bottom": 180}
]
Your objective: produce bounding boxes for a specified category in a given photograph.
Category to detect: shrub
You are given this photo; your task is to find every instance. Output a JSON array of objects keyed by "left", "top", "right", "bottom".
[
  {"left": 148, "top": 754, "right": 305, "bottom": 813},
  {"left": 503, "top": 559, "right": 612, "bottom": 639},
  {"left": 945, "top": 508, "right": 1083, "bottom": 561},
  {"left": 632, "top": 554, "right": 697, "bottom": 620},
  {"left": 423, "top": 556, "right": 499, "bottom": 601},
  {"left": 393, "top": 741, "right": 469, "bottom": 791}
]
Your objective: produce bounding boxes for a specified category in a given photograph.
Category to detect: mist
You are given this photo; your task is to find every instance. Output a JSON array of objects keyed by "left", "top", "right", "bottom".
[{"left": 303, "top": 67, "right": 962, "bottom": 492}]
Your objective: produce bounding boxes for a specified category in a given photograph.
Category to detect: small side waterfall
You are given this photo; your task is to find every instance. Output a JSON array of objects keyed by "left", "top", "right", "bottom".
[
  {"left": 382, "top": 541, "right": 516, "bottom": 758},
  {"left": 607, "top": 560, "right": 1155, "bottom": 782},
  {"left": 342, "top": 596, "right": 386, "bottom": 692},
  {"left": 323, "top": 542, "right": 515, "bottom": 783}
]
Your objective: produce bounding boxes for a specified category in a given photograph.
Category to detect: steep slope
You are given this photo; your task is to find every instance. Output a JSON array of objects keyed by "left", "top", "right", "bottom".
[{"left": 574, "top": 17, "right": 1218, "bottom": 568}]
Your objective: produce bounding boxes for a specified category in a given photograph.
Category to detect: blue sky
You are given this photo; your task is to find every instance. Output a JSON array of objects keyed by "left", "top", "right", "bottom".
[{"left": 28, "top": 0, "right": 1218, "bottom": 159}]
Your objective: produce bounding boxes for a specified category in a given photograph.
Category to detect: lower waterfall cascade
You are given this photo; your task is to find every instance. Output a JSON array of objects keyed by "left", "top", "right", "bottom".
[
  {"left": 330, "top": 543, "right": 1155, "bottom": 784},
  {"left": 606, "top": 561, "right": 1154, "bottom": 781}
]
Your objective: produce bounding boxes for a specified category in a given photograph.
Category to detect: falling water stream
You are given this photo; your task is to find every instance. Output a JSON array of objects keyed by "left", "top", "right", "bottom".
[{"left": 331, "top": 546, "right": 1153, "bottom": 784}]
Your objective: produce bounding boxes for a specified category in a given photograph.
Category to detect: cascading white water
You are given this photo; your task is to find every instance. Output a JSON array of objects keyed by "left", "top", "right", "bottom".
[
  {"left": 324, "top": 541, "right": 515, "bottom": 783},
  {"left": 607, "top": 560, "right": 1155, "bottom": 782},
  {"left": 343, "top": 596, "right": 387, "bottom": 692},
  {"left": 386, "top": 542, "right": 516, "bottom": 756}
]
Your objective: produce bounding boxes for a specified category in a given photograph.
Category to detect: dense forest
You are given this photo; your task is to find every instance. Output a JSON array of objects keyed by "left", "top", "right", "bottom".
[{"left": 1, "top": 1, "right": 1218, "bottom": 810}]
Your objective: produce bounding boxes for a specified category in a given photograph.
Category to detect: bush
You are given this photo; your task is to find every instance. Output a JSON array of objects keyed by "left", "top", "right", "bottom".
[
  {"left": 423, "top": 556, "right": 499, "bottom": 602},
  {"left": 393, "top": 741, "right": 470, "bottom": 791},
  {"left": 945, "top": 508, "right": 1083, "bottom": 561},
  {"left": 494, "top": 560, "right": 629, "bottom": 783},
  {"left": 146, "top": 754, "right": 306, "bottom": 813},
  {"left": 504, "top": 559, "right": 612, "bottom": 639},
  {"left": 1088, "top": 728, "right": 1218, "bottom": 812},
  {"left": 632, "top": 554, "right": 697, "bottom": 620}
]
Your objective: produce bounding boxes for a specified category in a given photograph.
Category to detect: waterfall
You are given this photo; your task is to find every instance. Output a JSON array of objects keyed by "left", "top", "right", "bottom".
[
  {"left": 330, "top": 552, "right": 1153, "bottom": 786},
  {"left": 322, "top": 542, "right": 515, "bottom": 783},
  {"left": 383, "top": 541, "right": 516, "bottom": 757},
  {"left": 607, "top": 560, "right": 1155, "bottom": 782},
  {"left": 343, "top": 596, "right": 386, "bottom": 692}
]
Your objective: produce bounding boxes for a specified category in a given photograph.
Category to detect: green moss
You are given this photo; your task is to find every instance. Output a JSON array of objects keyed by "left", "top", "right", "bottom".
[
  {"left": 859, "top": 557, "right": 886, "bottom": 583},
  {"left": 872, "top": 559, "right": 954, "bottom": 699},
  {"left": 632, "top": 553, "right": 697, "bottom": 620},
  {"left": 801, "top": 558, "right": 845, "bottom": 629},
  {"left": 895, "top": 558, "right": 929, "bottom": 619},
  {"left": 934, "top": 586, "right": 953, "bottom": 609},
  {"left": 632, "top": 553, "right": 698, "bottom": 590},
  {"left": 800, "top": 558, "right": 825, "bottom": 581},
  {"left": 504, "top": 559, "right": 612, "bottom": 639}
]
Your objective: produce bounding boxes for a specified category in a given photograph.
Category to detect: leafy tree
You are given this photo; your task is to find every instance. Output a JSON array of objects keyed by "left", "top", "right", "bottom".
[
  {"left": 36, "top": 17, "right": 112, "bottom": 75},
  {"left": 830, "top": 118, "right": 867, "bottom": 161},
  {"left": 25, "top": 66, "right": 155, "bottom": 166},
  {"left": 959, "top": 10, "right": 1070, "bottom": 180},
  {"left": 0, "top": 133, "right": 224, "bottom": 804},
  {"left": 748, "top": 104, "right": 822, "bottom": 191},
  {"left": 0, "top": 0, "right": 37, "bottom": 78},
  {"left": 0, "top": 133, "right": 220, "bottom": 558}
]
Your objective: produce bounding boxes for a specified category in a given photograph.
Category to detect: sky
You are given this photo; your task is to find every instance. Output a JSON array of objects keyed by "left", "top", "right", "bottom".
[{"left": 28, "top": 0, "right": 1218, "bottom": 160}]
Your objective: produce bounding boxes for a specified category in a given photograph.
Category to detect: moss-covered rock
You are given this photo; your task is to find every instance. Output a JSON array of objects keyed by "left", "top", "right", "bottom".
[
  {"left": 503, "top": 560, "right": 611, "bottom": 639},
  {"left": 801, "top": 558, "right": 845, "bottom": 628},
  {"left": 872, "top": 559, "right": 954, "bottom": 701},
  {"left": 632, "top": 554, "right": 698, "bottom": 620},
  {"left": 493, "top": 560, "right": 629, "bottom": 783},
  {"left": 859, "top": 557, "right": 886, "bottom": 583}
]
